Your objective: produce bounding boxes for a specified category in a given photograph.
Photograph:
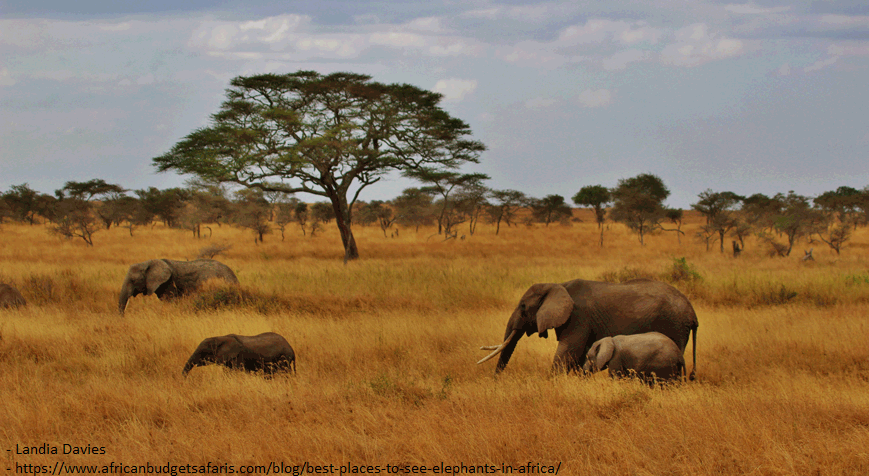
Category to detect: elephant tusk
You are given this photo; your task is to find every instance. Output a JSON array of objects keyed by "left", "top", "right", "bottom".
[{"left": 476, "top": 330, "right": 517, "bottom": 365}]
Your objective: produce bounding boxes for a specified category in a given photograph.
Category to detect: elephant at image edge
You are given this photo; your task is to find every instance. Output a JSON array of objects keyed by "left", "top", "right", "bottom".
[
  {"left": 118, "top": 259, "right": 239, "bottom": 314},
  {"left": 182, "top": 332, "right": 296, "bottom": 376},
  {"left": 0, "top": 283, "right": 26, "bottom": 308},
  {"left": 478, "top": 278, "right": 698, "bottom": 378},
  {"left": 582, "top": 332, "right": 686, "bottom": 383}
]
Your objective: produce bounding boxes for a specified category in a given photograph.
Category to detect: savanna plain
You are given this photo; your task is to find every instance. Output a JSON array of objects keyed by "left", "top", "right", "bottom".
[{"left": 2, "top": 211, "right": 868, "bottom": 475}]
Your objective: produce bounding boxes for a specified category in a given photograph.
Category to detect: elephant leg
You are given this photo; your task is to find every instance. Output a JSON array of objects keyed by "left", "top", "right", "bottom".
[{"left": 551, "top": 340, "right": 584, "bottom": 373}]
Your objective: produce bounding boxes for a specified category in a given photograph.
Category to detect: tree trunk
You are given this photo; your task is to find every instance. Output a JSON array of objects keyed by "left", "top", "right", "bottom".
[{"left": 328, "top": 193, "right": 359, "bottom": 262}]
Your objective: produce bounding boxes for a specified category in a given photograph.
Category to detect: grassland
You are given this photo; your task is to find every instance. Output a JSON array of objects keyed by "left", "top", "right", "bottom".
[{"left": 2, "top": 212, "right": 868, "bottom": 475}]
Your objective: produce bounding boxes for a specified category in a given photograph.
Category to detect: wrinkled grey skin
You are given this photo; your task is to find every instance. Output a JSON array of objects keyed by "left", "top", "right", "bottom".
[
  {"left": 479, "top": 278, "right": 698, "bottom": 378},
  {"left": 182, "top": 332, "right": 296, "bottom": 376},
  {"left": 0, "top": 283, "right": 26, "bottom": 309},
  {"left": 582, "top": 332, "right": 686, "bottom": 384},
  {"left": 118, "top": 259, "right": 239, "bottom": 314}
]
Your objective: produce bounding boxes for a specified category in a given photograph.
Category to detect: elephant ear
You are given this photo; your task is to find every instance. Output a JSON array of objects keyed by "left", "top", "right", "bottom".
[
  {"left": 534, "top": 283, "right": 574, "bottom": 334},
  {"left": 145, "top": 260, "right": 172, "bottom": 295},
  {"left": 594, "top": 337, "right": 615, "bottom": 371}
]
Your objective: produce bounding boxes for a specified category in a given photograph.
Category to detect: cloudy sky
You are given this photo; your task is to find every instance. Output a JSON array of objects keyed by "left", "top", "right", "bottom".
[{"left": 2, "top": 0, "right": 868, "bottom": 207}]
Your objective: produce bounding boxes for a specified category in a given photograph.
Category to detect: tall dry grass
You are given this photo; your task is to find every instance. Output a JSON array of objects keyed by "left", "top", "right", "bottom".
[{"left": 1, "top": 213, "right": 869, "bottom": 474}]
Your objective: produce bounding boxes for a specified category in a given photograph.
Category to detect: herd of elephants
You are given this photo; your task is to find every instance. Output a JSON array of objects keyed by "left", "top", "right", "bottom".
[{"left": 1, "top": 258, "right": 699, "bottom": 383}]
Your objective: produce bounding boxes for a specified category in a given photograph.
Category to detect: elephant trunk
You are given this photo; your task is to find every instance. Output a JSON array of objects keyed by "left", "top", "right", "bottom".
[
  {"left": 494, "top": 330, "right": 523, "bottom": 374},
  {"left": 477, "top": 330, "right": 518, "bottom": 365},
  {"left": 182, "top": 356, "right": 199, "bottom": 377},
  {"left": 118, "top": 279, "right": 132, "bottom": 315}
]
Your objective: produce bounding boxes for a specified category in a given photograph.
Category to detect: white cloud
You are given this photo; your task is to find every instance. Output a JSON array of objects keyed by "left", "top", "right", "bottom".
[
  {"left": 802, "top": 42, "right": 869, "bottom": 73},
  {"left": 819, "top": 15, "right": 869, "bottom": 26},
  {"left": 97, "top": 21, "right": 132, "bottom": 32},
  {"left": 724, "top": 4, "right": 791, "bottom": 15},
  {"left": 0, "top": 68, "right": 16, "bottom": 87},
  {"left": 603, "top": 49, "right": 650, "bottom": 70},
  {"left": 777, "top": 63, "right": 791, "bottom": 76},
  {"left": 406, "top": 17, "right": 444, "bottom": 33},
  {"left": 524, "top": 97, "right": 556, "bottom": 109},
  {"left": 369, "top": 32, "right": 427, "bottom": 48},
  {"left": 804, "top": 55, "right": 838, "bottom": 72},
  {"left": 433, "top": 78, "right": 478, "bottom": 102},
  {"left": 136, "top": 74, "right": 155, "bottom": 85},
  {"left": 558, "top": 19, "right": 662, "bottom": 46},
  {"left": 661, "top": 23, "right": 745, "bottom": 66},
  {"left": 576, "top": 89, "right": 612, "bottom": 108}
]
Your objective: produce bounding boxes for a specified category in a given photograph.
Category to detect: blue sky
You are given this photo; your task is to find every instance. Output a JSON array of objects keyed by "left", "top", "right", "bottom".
[{"left": 2, "top": 0, "right": 868, "bottom": 207}]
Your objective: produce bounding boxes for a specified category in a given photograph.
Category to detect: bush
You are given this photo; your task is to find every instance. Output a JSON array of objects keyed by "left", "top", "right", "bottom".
[{"left": 664, "top": 257, "right": 703, "bottom": 284}]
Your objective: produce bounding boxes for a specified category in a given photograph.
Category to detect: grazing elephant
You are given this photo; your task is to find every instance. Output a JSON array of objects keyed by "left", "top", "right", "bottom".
[
  {"left": 182, "top": 332, "right": 296, "bottom": 376},
  {"left": 118, "top": 259, "right": 238, "bottom": 314},
  {"left": 0, "top": 283, "right": 26, "bottom": 308},
  {"left": 478, "top": 278, "right": 698, "bottom": 378},
  {"left": 582, "top": 332, "right": 685, "bottom": 384}
]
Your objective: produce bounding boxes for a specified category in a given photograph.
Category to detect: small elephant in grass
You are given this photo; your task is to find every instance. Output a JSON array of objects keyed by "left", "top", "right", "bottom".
[
  {"left": 118, "top": 259, "right": 238, "bottom": 314},
  {"left": 182, "top": 332, "right": 296, "bottom": 377},
  {"left": 0, "top": 283, "right": 26, "bottom": 308},
  {"left": 582, "top": 332, "right": 686, "bottom": 384}
]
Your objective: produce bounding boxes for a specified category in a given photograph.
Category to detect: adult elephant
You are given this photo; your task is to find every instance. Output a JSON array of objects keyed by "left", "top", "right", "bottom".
[
  {"left": 478, "top": 278, "right": 698, "bottom": 378},
  {"left": 182, "top": 332, "right": 296, "bottom": 376},
  {"left": 118, "top": 259, "right": 238, "bottom": 314}
]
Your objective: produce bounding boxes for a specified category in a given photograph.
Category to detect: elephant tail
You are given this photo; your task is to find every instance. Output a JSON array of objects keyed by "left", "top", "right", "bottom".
[{"left": 689, "top": 324, "right": 697, "bottom": 381}]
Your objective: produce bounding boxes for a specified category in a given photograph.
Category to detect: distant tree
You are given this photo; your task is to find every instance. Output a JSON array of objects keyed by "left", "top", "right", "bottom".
[
  {"left": 180, "top": 180, "right": 233, "bottom": 238},
  {"left": 663, "top": 208, "right": 685, "bottom": 244},
  {"left": 609, "top": 174, "right": 672, "bottom": 245},
  {"left": 391, "top": 188, "right": 435, "bottom": 232},
  {"left": 293, "top": 201, "right": 309, "bottom": 236},
  {"left": 814, "top": 186, "right": 863, "bottom": 228},
  {"left": 152, "top": 71, "right": 485, "bottom": 262},
  {"left": 60, "top": 179, "right": 125, "bottom": 202},
  {"left": 691, "top": 190, "right": 744, "bottom": 252},
  {"left": 813, "top": 221, "right": 851, "bottom": 255},
  {"left": 50, "top": 197, "right": 99, "bottom": 246},
  {"left": 309, "top": 201, "right": 336, "bottom": 237},
  {"left": 530, "top": 194, "right": 573, "bottom": 226},
  {"left": 0, "top": 197, "right": 10, "bottom": 223},
  {"left": 274, "top": 197, "right": 303, "bottom": 240},
  {"left": 813, "top": 187, "right": 859, "bottom": 254},
  {"left": 135, "top": 187, "right": 189, "bottom": 227},
  {"left": 769, "top": 191, "right": 820, "bottom": 256},
  {"left": 2, "top": 183, "right": 41, "bottom": 224},
  {"left": 232, "top": 189, "right": 272, "bottom": 243},
  {"left": 487, "top": 189, "right": 527, "bottom": 235},
  {"left": 57, "top": 179, "right": 128, "bottom": 230},
  {"left": 573, "top": 185, "right": 611, "bottom": 246},
  {"left": 453, "top": 182, "right": 490, "bottom": 236},
  {"left": 407, "top": 169, "right": 489, "bottom": 236},
  {"left": 741, "top": 193, "right": 783, "bottom": 234}
]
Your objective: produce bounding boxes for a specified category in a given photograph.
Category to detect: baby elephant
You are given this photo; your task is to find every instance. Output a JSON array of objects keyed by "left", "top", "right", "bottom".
[
  {"left": 583, "top": 332, "right": 685, "bottom": 384},
  {"left": 0, "top": 283, "right": 26, "bottom": 309},
  {"left": 182, "top": 332, "right": 295, "bottom": 377}
]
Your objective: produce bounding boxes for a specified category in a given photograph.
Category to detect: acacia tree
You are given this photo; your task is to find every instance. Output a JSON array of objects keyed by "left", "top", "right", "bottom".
[
  {"left": 691, "top": 190, "right": 744, "bottom": 252},
  {"left": 391, "top": 188, "right": 435, "bottom": 232},
  {"left": 572, "top": 185, "right": 611, "bottom": 246},
  {"left": 530, "top": 194, "right": 573, "bottom": 226},
  {"left": 487, "top": 189, "right": 527, "bottom": 235},
  {"left": 815, "top": 186, "right": 863, "bottom": 228},
  {"left": 609, "top": 174, "right": 672, "bottom": 246},
  {"left": 408, "top": 169, "right": 489, "bottom": 236},
  {"left": 153, "top": 71, "right": 484, "bottom": 262},
  {"left": 770, "top": 191, "right": 820, "bottom": 256}
]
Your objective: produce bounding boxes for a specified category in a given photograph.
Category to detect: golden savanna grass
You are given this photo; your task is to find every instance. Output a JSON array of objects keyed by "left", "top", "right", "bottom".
[{"left": 2, "top": 211, "right": 869, "bottom": 474}]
